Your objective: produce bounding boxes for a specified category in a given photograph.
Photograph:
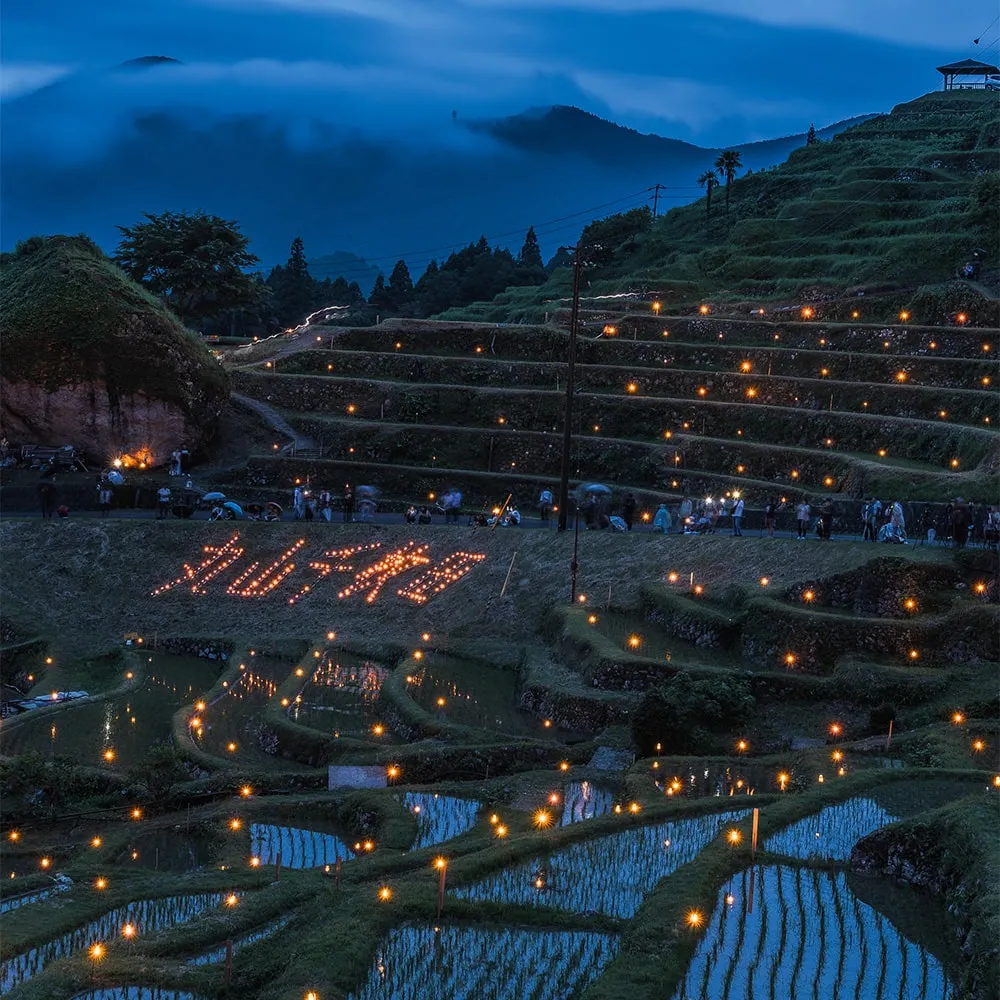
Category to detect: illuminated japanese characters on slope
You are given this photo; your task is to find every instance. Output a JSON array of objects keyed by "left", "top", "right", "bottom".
[{"left": 151, "top": 539, "right": 485, "bottom": 606}]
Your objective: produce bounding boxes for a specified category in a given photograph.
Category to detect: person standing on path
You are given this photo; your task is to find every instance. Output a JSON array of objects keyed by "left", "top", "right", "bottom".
[
  {"left": 820, "top": 499, "right": 834, "bottom": 540},
  {"left": 38, "top": 477, "right": 56, "bottom": 519},
  {"left": 343, "top": 484, "right": 355, "bottom": 523},
  {"left": 157, "top": 485, "right": 172, "bottom": 519},
  {"left": 796, "top": 500, "right": 811, "bottom": 539},
  {"left": 763, "top": 498, "right": 777, "bottom": 538},
  {"left": 622, "top": 492, "right": 636, "bottom": 531},
  {"left": 293, "top": 485, "right": 305, "bottom": 520},
  {"left": 97, "top": 478, "right": 113, "bottom": 518},
  {"left": 731, "top": 496, "right": 745, "bottom": 536},
  {"left": 538, "top": 487, "right": 553, "bottom": 522}
]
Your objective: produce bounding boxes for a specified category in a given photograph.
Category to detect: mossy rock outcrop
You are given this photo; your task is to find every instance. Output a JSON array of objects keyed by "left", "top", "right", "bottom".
[{"left": 0, "top": 235, "right": 229, "bottom": 463}]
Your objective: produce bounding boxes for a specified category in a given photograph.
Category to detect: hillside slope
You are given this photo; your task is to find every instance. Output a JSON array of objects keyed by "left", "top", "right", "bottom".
[
  {"left": 0, "top": 235, "right": 229, "bottom": 463},
  {"left": 443, "top": 91, "right": 1000, "bottom": 322}
]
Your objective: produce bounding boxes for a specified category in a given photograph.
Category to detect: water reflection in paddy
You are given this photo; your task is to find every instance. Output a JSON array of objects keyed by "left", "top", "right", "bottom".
[
  {"left": 346, "top": 924, "right": 619, "bottom": 1000},
  {"left": 288, "top": 653, "right": 391, "bottom": 740},
  {"left": 560, "top": 781, "right": 616, "bottom": 825},
  {"left": 0, "top": 654, "right": 208, "bottom": 769},
  {"left": 671, "top": 866, "right": 953, "bottom": 1000},
  {"left": 1, "top": 892, "right": 236, "bottom": 993},
  {"left": 249, "top": 822, "right": 355, "bottom": 868},
  {"left": 405, "top": 655, "right": 576, "bottom": 740},
  {"left": 113, "top": 828, "right": 218, "bottom": 872},
  {"left": 398, "top": 792, "right": 480, "bottom": 849},
  {"left": 455, "top": 809, "right": 750, "bottom": 918},
  {"left": 192, "top": 656, "right": 299, "bottom": 768}
]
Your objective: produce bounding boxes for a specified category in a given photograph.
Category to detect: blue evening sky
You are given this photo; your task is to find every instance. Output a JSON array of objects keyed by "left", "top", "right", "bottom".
[{"left": 2, "top": 0, "right": 997, "bottom": 144}]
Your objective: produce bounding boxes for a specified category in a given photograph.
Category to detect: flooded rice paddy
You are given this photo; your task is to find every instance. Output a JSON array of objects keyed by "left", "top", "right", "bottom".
[
  {"left": 398, "top": 793, "right": 480, "bottom": 850},
  {"left": 190, "top": 656, "right": 299, "bottom": 768},
  {"left": 345, "top": 924, "right": 619, "bottom": 1000},
  {"left": 671, "top": 866, "right": 953, "bottom": 999},
  {"left": 0, "top": 654, "right": 207, "bottom": 769},
  {"left": 559, "top": 781, "right": 616, "bottom": 825},
  {"left": 287, "top": 653, "right": 390, "bottom": 740},
  {"left": 113, "top": 828, "right": 218, "bottom": 873},
  {"left": 404, "top": 654, "right": 577, "bottom": 740},
  {"left": 71, "top": 991, "right": 202, "bottom": 1000},
  {"left": 454, "top": 809, "right": 750, "bottom": 918},
  {"left": 766, "top": 780, "right": 981, "bottom": 860},
  {"left": 187, "top": 914, "right": 292, "bottom": 965},
  {"left": 1, "top": 892, "right": 237, "bottom": 993},
  {"left": 249, "top": 822, "right": 354, "bottom": 868}
]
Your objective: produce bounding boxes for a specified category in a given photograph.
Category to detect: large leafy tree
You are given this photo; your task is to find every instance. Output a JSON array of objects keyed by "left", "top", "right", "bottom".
[
  {"left": 114, "top": 211, "right": 260, "bottom": 326},
  {"left": 698, "top": 170, "right": 719, "bottom": 223},
  {"left": 713, "top": 149, "right": 743, "bottom": 213}
]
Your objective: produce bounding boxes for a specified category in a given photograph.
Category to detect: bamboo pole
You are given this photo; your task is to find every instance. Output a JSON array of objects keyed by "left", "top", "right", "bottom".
[{"left": 499, "top": 552, "right": 517, "bottom": 598}]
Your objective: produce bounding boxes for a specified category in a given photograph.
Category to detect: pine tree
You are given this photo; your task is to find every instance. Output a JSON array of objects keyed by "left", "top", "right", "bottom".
[
  {"left": 368, "top": 273, "right": 390, "bottom": 307},
  {"left": 806, "top": 123, "right": 818, "bottom": 145},
  {"left": 518, "top": 226, "right": 543, "bottom": 269},
  {"left": 272, "top": 236, "right": 316, "bottom": 326},
  {"left": 388, "top": 259, "right": 414, "bottom": 306}
]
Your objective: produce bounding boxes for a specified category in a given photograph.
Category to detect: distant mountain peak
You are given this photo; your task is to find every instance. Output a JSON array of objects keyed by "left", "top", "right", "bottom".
[{"left": 116, "top": 56, "right": 183, "bottom": 71}]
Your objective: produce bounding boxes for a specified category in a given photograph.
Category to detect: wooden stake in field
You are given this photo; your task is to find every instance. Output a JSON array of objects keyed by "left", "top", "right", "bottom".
[
  {"left": 499, "top": 551, "right": 517, "bottom": 598},
  {"left": 747, "top": 866, "right": 755, "bottom": 914},
  {"left": 886, "top": 719, "right": 893, "bottom": 749},
  {"left": 751, "top": 808, "right": 759, "bottom": 859},
  {"left": 435, "top": 857, "right": 448, "bottom": 917},
  {"left": 275, "top": 849, "right": 282, "bottom": 882},
  {"left": 335, "top": 857, "right": 342, "bottom": 888}
]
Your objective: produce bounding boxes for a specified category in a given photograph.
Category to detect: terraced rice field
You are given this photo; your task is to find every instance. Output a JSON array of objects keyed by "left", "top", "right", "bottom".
[
  {"left": 399, "top": 793, "right": 480, "bottom": 849},
  {"left": 454, "top": 809, "right": 750, "bottom": 918},
  {"left": 0, "top": 654, "right": 207, "bottom": 768},
  {"left": 345, "top": 924, "right": 619, "bottom": 1000},
  {"left": 671, "top": 866, "right": 953, "bottom": 1000},
  {"left": 249, "top": 822, "right": 354, "bottom": 868},
  {"left": 2, "top": 893, "right": 237, "bottom": 993}
]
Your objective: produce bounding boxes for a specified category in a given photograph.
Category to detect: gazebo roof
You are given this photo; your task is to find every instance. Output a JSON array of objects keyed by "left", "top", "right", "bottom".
[{"left": 936, "top": 58, "right": 1000, "bottom": 74}]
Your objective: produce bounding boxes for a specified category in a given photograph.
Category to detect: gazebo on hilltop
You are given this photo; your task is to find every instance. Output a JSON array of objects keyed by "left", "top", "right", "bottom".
[{"left": 936, "top": 58, "right": 1000, "bottom": 90}]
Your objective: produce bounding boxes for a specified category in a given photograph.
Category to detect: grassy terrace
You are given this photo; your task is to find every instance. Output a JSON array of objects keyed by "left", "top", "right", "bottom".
[
  {"left": 226, "top": 308, "right": 997, "bottom": 507},
  {"left": 1, "top": 518, "right": 997, "bottom": 998}
]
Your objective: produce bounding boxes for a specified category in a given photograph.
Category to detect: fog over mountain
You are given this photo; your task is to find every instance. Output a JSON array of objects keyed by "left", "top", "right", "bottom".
[{"left": 1, "top": 56, "right": 874, "bottom": 276}]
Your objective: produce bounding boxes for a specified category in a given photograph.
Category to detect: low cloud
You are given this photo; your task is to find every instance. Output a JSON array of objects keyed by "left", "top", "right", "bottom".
[{"left": 0, "top": 62, "right": 73, "bottom": 98}]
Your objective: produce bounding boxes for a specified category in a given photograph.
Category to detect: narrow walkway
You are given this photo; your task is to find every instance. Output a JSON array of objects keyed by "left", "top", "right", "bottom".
[{"left": 231, "top": 392, "right": 316, "bottom": 453}]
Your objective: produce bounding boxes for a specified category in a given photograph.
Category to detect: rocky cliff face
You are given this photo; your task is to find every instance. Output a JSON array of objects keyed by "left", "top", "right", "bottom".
[
  {"left": 1, "top": 380, "right": 208, "bottom": 465},
  {"left": 0, "top": 235, "right": 228, "bottom": 464}
]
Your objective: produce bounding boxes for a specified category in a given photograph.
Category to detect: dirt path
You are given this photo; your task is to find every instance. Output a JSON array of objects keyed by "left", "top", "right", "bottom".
[{"left": 230, "top": 392, "right": 316, "bottom": 453}]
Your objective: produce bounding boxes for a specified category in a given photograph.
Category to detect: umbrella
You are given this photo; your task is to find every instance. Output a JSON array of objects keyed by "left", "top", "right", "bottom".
[
  {"left": 357, "top": 485, "right": 381, "bottom": 499},
  {"left": 202, "top": 491, "right": 226, "bottom": 502},
  {"left": 574, "top": 483, "right": 612, "bottom": 501}
]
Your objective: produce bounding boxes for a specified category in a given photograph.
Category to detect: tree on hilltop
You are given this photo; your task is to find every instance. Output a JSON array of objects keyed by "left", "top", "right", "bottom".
[
  {"left": 806, "top": 123, "right": 818, "bottom": 145},
  {"left": 388, "top": 259, "right": 414, "bottom": 309},
  {"left": 114, "top": 210, "right": 260, "bottom": 326},
  {"left": 713, "top": 149, "right": 743, "bottom": 213},
  {"left": 698, "top": 170, "right": 719, "bottom": 224},
  {"left": 518, "top": 226, "right": 544, "bottom": 270},
  {"left": 271, "top": 236, "right": 316, "bottom": 327}
]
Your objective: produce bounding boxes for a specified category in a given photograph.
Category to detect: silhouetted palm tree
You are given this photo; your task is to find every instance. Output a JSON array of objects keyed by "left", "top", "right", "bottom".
[
  {"left": 714, "top": 150, "right": 743, "bottom": 213},
  {"left": 698, "top": 170, "right": 719, "bottom": 223}
]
